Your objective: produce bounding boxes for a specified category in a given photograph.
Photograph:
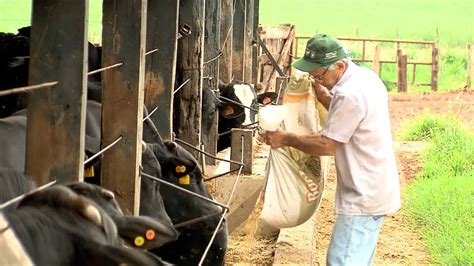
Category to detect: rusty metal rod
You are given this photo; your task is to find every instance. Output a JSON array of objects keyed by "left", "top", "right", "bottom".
[
  {"left": 173, "top": 78, "right": 191, "bottom": 94},
  {"left": 145, "top": 48, "right": 159, "bottom": 56},
  {"left": 0, "top": 81, "right": 59, "bottom": 97},
  {"left": 173, "top": 211, "right": 223, "bottom": 229},
  {"left": 87, "top": 62, "right": 123, "bottom": 76},
  {"left": 141, "top": 172, "right": 229, "bottom": 211},
  {"left": 174, "top": 138, "right": 244, "bottom": 166},
  {"left": 83, "top": 136, "right": 123, "bottom": 166},
  {"left": 219, "top": 95, "right": 258, "bottom": 112},
  {"left": 203, "top": 168, "right": 240, "bottom": 182},
  {"left": 0, "top": 180, "right": 57, "bottom": 209}
]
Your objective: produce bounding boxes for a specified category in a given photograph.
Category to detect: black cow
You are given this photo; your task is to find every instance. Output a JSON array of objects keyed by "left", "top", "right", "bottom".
[
  {"left": 66, "top": 182, "right": 177, "bottom": 250},
  {"left": 3, "top": 185, "right": 168, "bottom": 265},
  {"left": 217, "top": 80, "right": 278, "bottom": 152},
  {"left": 0, "top": 102, "right": 102, "bottom": 176},
  {"left": 147, "top": 140, "right": 228, "bottom": 265},
  {"left": 0, "top": 26, "right": 104, "bottom": 118}
]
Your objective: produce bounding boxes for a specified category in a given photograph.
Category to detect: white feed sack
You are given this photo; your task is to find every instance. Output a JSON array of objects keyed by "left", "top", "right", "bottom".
[{"left": 260, "top": 74, "right": 330, "bottom": 229}]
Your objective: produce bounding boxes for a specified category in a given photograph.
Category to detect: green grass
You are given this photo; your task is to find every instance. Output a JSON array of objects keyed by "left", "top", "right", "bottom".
[
  {"left": 1, "top": 0, "right": 473, "bottom": 90},
  {"left": 401, "top": 112, "right": 474, "bottom": 264},
  {"left": 259, "top": 0, "right": 474, "bottom": 92}
]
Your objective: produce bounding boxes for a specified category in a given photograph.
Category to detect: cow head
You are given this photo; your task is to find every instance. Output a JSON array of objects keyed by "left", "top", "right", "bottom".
[
  {"left": 148, "top": 140, "right": 228, "bottom": 265},
  {"left": 66, "top": 181, "right": 177, "bottom": 250}
]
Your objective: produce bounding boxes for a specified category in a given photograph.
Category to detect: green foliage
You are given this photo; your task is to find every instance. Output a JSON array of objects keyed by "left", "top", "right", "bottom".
[
  {"left": 400, "top": 111, "right": 459, "bottom": 141},
  {"left": 402, "top": 113, "right": 474, "bottom": 264}
]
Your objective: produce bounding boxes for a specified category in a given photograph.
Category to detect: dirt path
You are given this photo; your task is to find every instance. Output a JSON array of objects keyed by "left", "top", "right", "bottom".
[
  {"left": 224, "top": 91, "right": 474, "bottom": 265},
  {"left": 313, "top": 91, "right": 474, "bottom": 265}
]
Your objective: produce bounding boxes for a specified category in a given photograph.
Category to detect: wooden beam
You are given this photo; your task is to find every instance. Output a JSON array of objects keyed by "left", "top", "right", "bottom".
[
  {"left": 204, "top": 0, "right": 221, "bottom": 165},
  {"left": 26, "top": 0, "right": 88, "bottom": 185},
  {"left": 468, "top": 44, "right": 473, "bottom": 90},
  {"left": 219, "top": 0, "right": 233, "bottom": 83},
  {"left": 176, "top": 0, "right": 205, "bottom": 157},
  {"left": 232, "top": 0, "right": 246, "bottom": 81},
  {"left": 244, "top": 0, "right": 254, "bottom": 83},
  {"left": 101, "top": 0, "right": 146, "bottom": 215},
  {"left": 230, "top": 129, "right": 253, "bottom": 175},
  {"left": 144, "top": 0, "right": 179, "bottom": 141},
  {"left": 251, "top": 0, "right": 260, "bottom": 87},
  {"left": 397, "top": 49, "right": 408, "bottom": 92},
  {"left": 431, "top": 46, "right": 439, "bottom": 91},
  {"left": 373, "top": 44, "right": 381, "bottom": 75}
]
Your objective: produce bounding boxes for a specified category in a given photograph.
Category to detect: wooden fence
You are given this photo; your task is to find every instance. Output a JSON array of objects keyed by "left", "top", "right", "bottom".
[
  {"left": 2, "top": 0, "right": 260, "bottom": 215},
  {"left": 295, "top": 36, "right": 439, "bottom": 92}
]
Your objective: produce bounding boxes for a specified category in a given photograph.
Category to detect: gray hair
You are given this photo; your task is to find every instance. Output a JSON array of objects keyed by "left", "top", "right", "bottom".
[{"left": 328, "top": 58, "right": 350, "bottom": 71}]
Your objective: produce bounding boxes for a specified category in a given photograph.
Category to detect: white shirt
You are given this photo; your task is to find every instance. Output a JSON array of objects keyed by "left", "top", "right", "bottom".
[{"left": 322, "top": 61, "right": 401, "bottom": 215}]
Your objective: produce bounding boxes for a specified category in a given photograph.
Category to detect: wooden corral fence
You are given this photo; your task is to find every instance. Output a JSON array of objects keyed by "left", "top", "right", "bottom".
[
  {"left": 296, "top": 36, "right": 439, "bottom": 92},
  {"left": 3, "top": 0, "right": 260, "bottom": 219},
  {"left": 257, "top": 24, "right": 295, "bottom": 93}
]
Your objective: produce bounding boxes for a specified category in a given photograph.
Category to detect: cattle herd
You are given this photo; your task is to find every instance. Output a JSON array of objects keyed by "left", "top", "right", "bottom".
[{"left": 0, "top": 26, "right": 278, "bottom": 265}]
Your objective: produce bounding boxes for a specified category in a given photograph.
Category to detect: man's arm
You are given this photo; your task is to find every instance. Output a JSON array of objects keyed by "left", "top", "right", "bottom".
[
  {"left": 265, "top": 130, "right": 342, "bottom": 156},
  {"left": 311, "top": 81, "right": 332, "bottom": 110}
]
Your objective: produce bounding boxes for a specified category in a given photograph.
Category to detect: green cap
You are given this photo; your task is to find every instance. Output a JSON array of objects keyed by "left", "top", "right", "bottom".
[{"left": 292, "top": 34, "right": 349, "bottom": 72}]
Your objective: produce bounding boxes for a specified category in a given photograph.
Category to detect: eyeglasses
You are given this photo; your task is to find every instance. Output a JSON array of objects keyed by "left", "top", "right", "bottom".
[{"left": 311, "top": 67, "right": 329, "bottom": 81}]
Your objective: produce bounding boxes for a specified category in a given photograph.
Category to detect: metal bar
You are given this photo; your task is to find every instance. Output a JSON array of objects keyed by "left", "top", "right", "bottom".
[
  {"left": 219, "top": 96, "right": 258, "bottom": 112},
  {"left": 199, "top": 136, "right": 245, "bottom": 266},
  {"left": 141, "top": 172, "right": 229, "bottom": 210},
  {"left": 145, "top": 48, "right": 159, "bottom": 56},
  {"left": 143, "top": 106, "right": 159, "bottom": 122},
  {"left": 174, "top": 138, "right": 245, "bottom": 166},
  {"left": 258, "top": 35, "right": 285, "bottom": 77},
  {"left": 0, "top": 81, "right": 59, "bottom": 97},
  {"left": 173, "top": 78, "right": 191, "bottom": 94},
  {"left": 173, "top": 211, "right": 223, "bottom": 229},
  {"left": 0, "top": 180, "right": 57, "bottom": 209},
  {"left": 204, "top": 51, "right": 223, "bottom": 65},
  {"left": 87, "top": 62, "right": 123, "bottom": 76},
  {"left": 203, "top": 168, "right": 240, "bottom": 182},
  {"left": 83, "top": 136, "right": 123, "bottom": 166}
]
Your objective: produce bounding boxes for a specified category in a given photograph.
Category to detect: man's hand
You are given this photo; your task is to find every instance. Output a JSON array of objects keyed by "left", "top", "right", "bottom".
[
  {"left": 310, "top": 79, "right": 332, "bottom": 110},
  {"left": 265, "top": 130, "right": 290, "bottom": 148}
]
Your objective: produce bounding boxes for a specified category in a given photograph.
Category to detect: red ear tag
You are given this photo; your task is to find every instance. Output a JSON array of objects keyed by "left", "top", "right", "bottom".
[{"left": 146, "top": 229, "right": 155, "bottom": 240}]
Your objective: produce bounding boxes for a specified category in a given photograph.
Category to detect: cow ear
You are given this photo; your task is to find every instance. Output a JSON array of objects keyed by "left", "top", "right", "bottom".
[
  {"left": 257, "top": 92, "right": 278, "bottom": 105},
  {"left": 218, "top": 80, "right": 227, "bottom": 91},
  {"left": 219, "top": 102, "right": 244, "bottom": 119}
]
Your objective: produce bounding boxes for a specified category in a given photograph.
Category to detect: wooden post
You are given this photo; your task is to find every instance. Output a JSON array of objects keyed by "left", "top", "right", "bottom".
[
  {"left": 219, "top": 0, "right": 233, "bottom": 83},
  {"left": 251, "top": 0, "right": 260, "bottom": 86},
  {"left": 411, "top": 63, "right": 417, "bottom": 85},
  {"left": 431, "top": 46, "right": 439, "bottom": 91},
  {"left": 176, "top": 0, "right": 205, "bottom": 157},
  {"left": 362, "top": 40, "right": 366, "bottom": 60},
  {"left": 373, "top": 43, "right": 381, "bottom": 75},
  {"left": 144, "top": 0, "right": 179, "bottom": 141},
  {"left": 230, "top": 129, "right": 253, "bottom": 175},
  {"left": 204, "top": 0, "right": 221, "bottom": 164},
  {"left": 232, "top": 0, "right": 246, "bottom": 81},
  {"left": 467, "top": 44, "right": 472, "bottom": 90},
  {"left": 275, "top": 76, "right": 289, "bottom": 104},
  {"left": 101, "top": 0, "right": 146, "bottom": 215},
  {"left": 397, "top": 48, "right": 408, "bottom": 92},
  {"left": 244, "top": 0, "right": 254, "bottom": 83},
  {"left": 26, "top": 0, "right": 87, "bottom": 185}
]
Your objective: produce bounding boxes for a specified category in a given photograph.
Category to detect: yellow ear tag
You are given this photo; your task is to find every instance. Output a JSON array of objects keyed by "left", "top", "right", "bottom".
[
  {"left": 179, "top": 175, "right": 190, "bottom": 185},
  {"left": 180, "top": 166, "right": 186, "bottom": 172},
  {"left": 84, "top": 166, "right": 95, "bottom": 177},
  {"left": 134, "top": 236, "right": 145, "bottom": 247}
]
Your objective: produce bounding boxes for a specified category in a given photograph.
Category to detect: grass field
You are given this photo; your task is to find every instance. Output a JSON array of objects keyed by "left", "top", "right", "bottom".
[
  {"left": 1, "top": 0, "right": 473, "bottom": 91},
  {"left": 400, "top": 113, "right": 474, "bottom": 264}
]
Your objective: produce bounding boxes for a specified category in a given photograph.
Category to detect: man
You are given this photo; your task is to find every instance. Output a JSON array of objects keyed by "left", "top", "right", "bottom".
[{"left": 265, "top": 34, "right": 401, "bottom": 265}]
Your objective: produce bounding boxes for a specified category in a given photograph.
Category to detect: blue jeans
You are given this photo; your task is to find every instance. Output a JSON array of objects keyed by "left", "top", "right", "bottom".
[{"left": 327, "top": 214, "right": 386, "bottom": 266}]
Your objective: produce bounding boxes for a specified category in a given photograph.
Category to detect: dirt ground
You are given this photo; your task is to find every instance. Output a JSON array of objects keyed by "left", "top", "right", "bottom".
[{"left": 224, "top": 90, "right": 474, "bottom": 265}]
